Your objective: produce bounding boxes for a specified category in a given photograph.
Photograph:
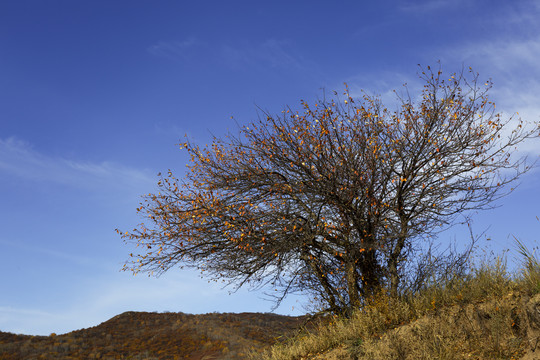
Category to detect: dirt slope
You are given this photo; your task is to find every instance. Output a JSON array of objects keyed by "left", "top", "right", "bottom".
[{"left": 298, "top": 293, "right": 540, "bottom": 360}]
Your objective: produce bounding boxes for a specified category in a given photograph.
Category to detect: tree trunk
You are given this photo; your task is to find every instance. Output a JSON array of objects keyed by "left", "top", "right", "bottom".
[
  {"left": 346, "top": 259, "right": 361, "bottom": 309},
  {"left": 388, "top": 222, "right": 408, "bottom": 298},
  {"left": 358, "top": 248, "right": 380, "bottom": 298}
]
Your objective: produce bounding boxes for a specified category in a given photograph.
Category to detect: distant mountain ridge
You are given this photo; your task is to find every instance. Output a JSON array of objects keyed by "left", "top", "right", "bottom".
[{"left": 0, "top": 311, "right": 310, "bottom": 359}]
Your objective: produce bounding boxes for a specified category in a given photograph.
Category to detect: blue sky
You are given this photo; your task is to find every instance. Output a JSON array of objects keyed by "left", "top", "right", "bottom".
[{"left": 1, "top": 0, "right": 539, "bottom": 336}]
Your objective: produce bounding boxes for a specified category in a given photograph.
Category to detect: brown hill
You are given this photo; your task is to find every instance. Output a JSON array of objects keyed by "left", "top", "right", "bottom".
[{"left": 0, "top": 311, "right": 312, "bottom": 360}]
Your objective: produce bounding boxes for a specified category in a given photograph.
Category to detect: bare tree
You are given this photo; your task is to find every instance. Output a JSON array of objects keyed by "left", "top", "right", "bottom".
[{"left": 118, "top": 66, "right": 539, "bottom": 314}]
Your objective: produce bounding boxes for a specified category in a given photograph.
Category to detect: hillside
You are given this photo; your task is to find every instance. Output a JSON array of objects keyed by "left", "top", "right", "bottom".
[
  {"left": 259, "top": 254, "right": 540, "bottom": 360},
  {"left": 4, "top": 249, "right": 540, "bottom": 360},
  {"left": 0, "top": 311, "right": 311, "bottom": 360}
]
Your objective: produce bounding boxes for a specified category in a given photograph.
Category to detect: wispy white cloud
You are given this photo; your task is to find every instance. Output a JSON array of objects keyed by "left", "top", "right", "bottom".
[
  {"left": 342, "top": 68, "right": 425, "bottom": 108},
  {"left": 488, "top": 0, "right": 540, "bottom": 33},
  {"left": 0, "top": 306, "right": 53, "bottom": 318},
  {"left": 0, "top": 306, "right": 57, "bottom": 335},
  {"left": 0, "top": 238, "right": 96, "bottom": 267},
  {"left": 436, "top": 1, "right": 540, "bottom": 93},
  {"left": 454, "top": 38, "right": 540, "bottom": 81},
  {"left": 0, "top": 137, "right": 155, "bottom": 191},
  {"left": 153, "top": 122, "right": 202, "bottom": 146},
  {"left": 147, "top": 38, "right": 200, "bottom": 60},
  {"left": 256, "top": 39, "right": 302, "bottom": 68},
  {"left": 399, "top": 0, "right": 468, "bottom": 13},
  {"left": 221, "top": 39, "right": 310, "bottom": 71},
  {"left": 435, "top": 13, "right": 540, "bottom": 155},
  {"left": 346, "top": 0, "right": 540, "bottom": 158}
]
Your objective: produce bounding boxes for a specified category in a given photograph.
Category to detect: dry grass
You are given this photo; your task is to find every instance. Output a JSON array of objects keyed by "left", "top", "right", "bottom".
[{"left": 256, "top": 244, "right": 540, "bottom": 360}]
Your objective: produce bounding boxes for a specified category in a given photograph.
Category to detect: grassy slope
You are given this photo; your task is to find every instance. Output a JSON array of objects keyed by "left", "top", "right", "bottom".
[{"left": 259, "top": 249, "right": 540, "bottom": 360}]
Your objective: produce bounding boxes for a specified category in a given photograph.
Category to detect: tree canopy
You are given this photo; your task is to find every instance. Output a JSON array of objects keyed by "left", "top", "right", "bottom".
[{"left": 119, "top": 66, "right": 539, "bottom": 314}]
